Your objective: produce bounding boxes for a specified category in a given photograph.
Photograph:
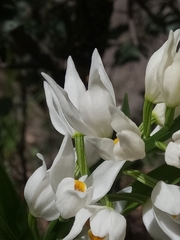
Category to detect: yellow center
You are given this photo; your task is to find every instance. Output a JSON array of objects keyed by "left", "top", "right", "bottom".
[
  {"left": 74, "top": 180, "right": 87, "bottom": 192},
  {"left": 114, "top": 138, "right": 119, "bottom": 145},
  {"left": 172, "top": 215, "right": 177, "bottom": 219},
  {"left": 88, "top": 230, "right": 105, "bottom": 240}
]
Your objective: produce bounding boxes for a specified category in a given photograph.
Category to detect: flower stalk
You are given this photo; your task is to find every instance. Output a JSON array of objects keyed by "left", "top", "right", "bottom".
[{"left": 74, "top": 132, "right": 89, "bottom": 176}]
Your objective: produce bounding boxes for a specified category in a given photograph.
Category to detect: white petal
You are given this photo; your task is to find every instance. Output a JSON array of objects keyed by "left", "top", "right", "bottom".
[
  {"left": 154, "top": 206, "right": 180, "bottom": 239},
  {"left": 86, "top": 160, "right": 125, "bottom": 203},
  {"left": 151, "top": 181, "right": 180, "bottom": 215},
  {"left": 90, "top": 208, "right": 110, "bottom": 237},
  {"left": 64, "top": 57, "right": 86, "bottom": 109},
  {"left": 63, "top": 208, "right": 94, "bottom": 240},
  {"left": 42, "top": 72, "right": 93, "bottom": 136},
  {"left": 56, "top": 178, "right": 93, "bottom": 218},
  {"left": 114, "top": 131, "right": 145, "bottom": 161},
  {"left": 84, "top": 137, "right": 100, "bottom": 167},
  {"left": 32, "top": 172, "right": 59, "bottom": 220},
  {"left": 165, "top": 142, "right": 180, "bottom": 168},
  {"left": 90, "top": 208, "right": 126, "bottom": 240},
  {"left": 172, "top": 130, "right": 180, "bottom": 142},
  {"left": 85, "top": 136, "right": 115, "bottom": 161},
  {"left": 43, "top": 78, "right": 74, "bottom": 135},
  {"left": 142, "top": 199, "right": 170, "bottom": 240},
  {"left": 109, "top": 105, "right": 140, "bottom": 136},
  {"left": 108, "top": 211, "right": 126, "bottom": 240},
  {"left": 50, "top": 134, "right": 75, "bottom": 191},
  {"left": 89, "top": 49, "right": 116, "bottom": 104},
  {"left": 24, "top": 154, "right": 46, "bottom": 205},
  {"left": 79, "top": 84, "right": 114, "bottom": 138}
]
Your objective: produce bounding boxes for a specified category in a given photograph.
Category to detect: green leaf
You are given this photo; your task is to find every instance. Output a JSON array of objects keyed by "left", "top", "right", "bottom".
[
  {"left": 43, "top": 218, "right": 74, "bottom": 240},
  {"left": 145, "top": 114, "right": 180, "bottom": 153},
  {"left": 121, "top": 92, "right": 131, "bottom": 118},
  {"left": 0, "top": 163, "right": 34, "bottom": 240},
  {"left": 122, "top": 164, "right": 180, "bottom": 215},
  {"left": 0, "top": 216, "right": 18, "bottom": 240}
]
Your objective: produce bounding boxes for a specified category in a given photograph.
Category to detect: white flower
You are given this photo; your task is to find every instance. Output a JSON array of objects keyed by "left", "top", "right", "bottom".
[
  {"left": 143, "top": 181, "right": 180, "bottom": 240},
  {"left": 63, "top": 206, "right": 126, "bottom": 240},
  {"left": 144, "top": 38, "right": 166, "bottom": 103},
  {"left": 158, "top": 29, "right": 180, "bottom": 107},
  {"left": 85, "top": 106, "right": 145, "bottom": 162},
  {"left": 165, "top": 130, "right": 180, "bottom": 168},
  {"left": 49, "top": 134, "right": 125, "bottom": 219},
  {"left": 152, "top": 103, "right": 180, "bottom": 126},
  {"left": 24, "top": 153, "right": 59, "bottom": 221},
  {"left": 42, "top": 49, "right": 116, "bottom": 138}
]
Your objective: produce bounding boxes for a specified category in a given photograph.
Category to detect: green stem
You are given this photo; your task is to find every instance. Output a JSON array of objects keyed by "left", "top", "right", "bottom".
[
  {"left": 100, "top": 195, "right": 113, "bottom": 208},
  {"left": 143, "top": 99, "right": 154, "bottom": 139},
  {"left": 74, "top": 132, "right": 88, "bottom": 176},
  {"left": 145, "top": 114, "right": 180, "bottom": 153},
  {"left": 123, "top": 170, "right": 158, "bottom": 188},
  {"left": 165, "top": 106, "right": 175, "bottom": 128},
  {"left": 28, "top": 214, "right": 40, "bottom": 240},
  {"left": 108, "top": 192, "right": 148, "bottom": 204},
  {"left": 155, "top": 141, "right": 167, "bottom": 151}
]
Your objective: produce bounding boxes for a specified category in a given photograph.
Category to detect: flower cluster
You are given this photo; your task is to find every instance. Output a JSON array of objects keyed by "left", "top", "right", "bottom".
[{"left": 24, "top": 30, "right": 180, "bottom": 240}]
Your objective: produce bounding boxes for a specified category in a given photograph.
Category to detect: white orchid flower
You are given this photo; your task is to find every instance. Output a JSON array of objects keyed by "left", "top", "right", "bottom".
[
  {"left": 49, "top": 134, "right": 125, "bottom": 219},
  {"left": 85, "top": 106, "right": 145, "bottom": 162},
  {"left": 165, "top": 130, "right": 180, "bottom": 168},
  {"left": 24, "top": 153, "right": 59, "bottom": 221},
  {"left": 42, "top": 49, "right": 116, "bottom": 138},
  {"left": 143, "top": 181, "right": 180, "bottom": 240},
  {"left": 63, "top": 206, "right": 126, "bottom": 240}
]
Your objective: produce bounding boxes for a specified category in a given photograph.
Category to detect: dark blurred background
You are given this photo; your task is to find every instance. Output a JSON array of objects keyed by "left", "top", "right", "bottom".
[{"left": 0, "top": 0, "right": 180, "bottom": 239}]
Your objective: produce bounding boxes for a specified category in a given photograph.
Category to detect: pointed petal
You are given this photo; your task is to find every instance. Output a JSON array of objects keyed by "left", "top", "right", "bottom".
[
  {"left": 89, "top": 49, "right": 116, "bottom": 104},
  {"left": 50, "top": 134, "right": 75, "bottom": 191},
  {"left": 42, "top": 72, "right": 93, "bottom": 136},
  {"left": 24, "top": 153, "right": 46, "bottom": 204},
  {"left": 64, "top": 57, "right": 86, "bottom": 109},
  {"left": 44, "top": 81, "right": 74, "bottom": 135},
  {"left": 63, "top": 208, "right": 94, "bottom": 240},
  {"left": 86, "top": 160, "right": 125, "bottom": 203},
  {"left": 109, "top": 105, "right": 140, "bottom": 136}
]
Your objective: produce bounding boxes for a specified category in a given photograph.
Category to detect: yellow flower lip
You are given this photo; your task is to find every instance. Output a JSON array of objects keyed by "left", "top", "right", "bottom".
[
  {"left": 114, "top": 138, "right": 119, "bottom": 145},
  {"left": 88, "top": 230, "right": 105, "bottom": 240},
  {"left": 74, "top": 180, "right": 87, "bottom": 192}
]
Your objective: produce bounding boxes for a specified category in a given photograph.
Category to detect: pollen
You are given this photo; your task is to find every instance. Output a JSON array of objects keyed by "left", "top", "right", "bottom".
[
  {"left": 114, "top": 138, "right": 119, "bottom": 145},
  {"left": 88, "top": 230, "right": 105, "bottom": 240},
  {"left": 74, "top": 180, "right": 87, "bottom": 192}
]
